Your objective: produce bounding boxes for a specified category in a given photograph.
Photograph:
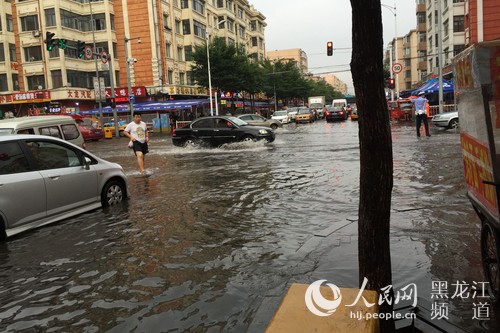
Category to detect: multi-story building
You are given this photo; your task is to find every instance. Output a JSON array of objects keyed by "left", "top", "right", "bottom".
[
  {"left": 415, "top": 0, "right": 428, "bottom": 82},
  {"left": 317, "top": 73, "right": 347, "bottom": 95},
  {"left": 401, "top": 30, "right": 419, "bottom": 91},
  {"left": 426, "top": 0, "right": 466, "bottom": 79},
  {"left": 266, "top": 48, "right": 308, "bottom": 75},
  {"left": 464, "top": 0, "right": 500, "bottom": 45},
  {"left": 0, "top": 0, "right": 266, "bottom": 116}
]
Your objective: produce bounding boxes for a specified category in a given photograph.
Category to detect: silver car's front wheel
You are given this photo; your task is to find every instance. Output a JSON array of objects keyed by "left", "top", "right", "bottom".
[{"left": 101, "top": 180, "right": 125, "bottom": 207}]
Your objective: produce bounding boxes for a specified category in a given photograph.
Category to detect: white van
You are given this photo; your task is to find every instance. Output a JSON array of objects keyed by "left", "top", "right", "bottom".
[
  {"left": 0, "top": 115, "right": 86, "bottom": 148},
  {"left": 332, "top": 99, "right": 348, "bottom": 110}
]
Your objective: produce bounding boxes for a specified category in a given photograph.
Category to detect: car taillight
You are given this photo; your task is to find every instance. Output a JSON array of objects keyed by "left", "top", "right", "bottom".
[
  {"left": 172, "top": 128, "right": 176, "bottom": 136},
  {"left": 339, "top": 111, "right": 344, "bottom": 115},
  {"left": 325, "top": 111, "right": 330, "bottom": 116}
]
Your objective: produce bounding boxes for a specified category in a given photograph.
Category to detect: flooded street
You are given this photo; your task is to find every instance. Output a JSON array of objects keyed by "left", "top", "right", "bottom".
[{"left": 1, "top": 119, "right": 499, "bottom": 332}]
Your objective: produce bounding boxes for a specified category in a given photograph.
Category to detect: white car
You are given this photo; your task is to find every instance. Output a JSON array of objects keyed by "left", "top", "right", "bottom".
[
  {"left": 271, "top": 110, "right": 290, "bottom": 124},
  {"left": 432, "top": 111, "right": 459, "bottom": 129},
  {"left": 0, "top": 134, "right": 128, "bottom": 238}
]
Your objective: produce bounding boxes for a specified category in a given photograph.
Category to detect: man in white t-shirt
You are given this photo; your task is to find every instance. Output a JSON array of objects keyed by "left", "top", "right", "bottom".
[{"left": 124, "top": 114, "right": 149, "bottom": 173}]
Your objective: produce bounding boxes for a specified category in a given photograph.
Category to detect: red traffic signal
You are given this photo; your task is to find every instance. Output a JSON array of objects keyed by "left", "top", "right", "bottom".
[
  {"left": 327, "top": 41, "right": 333, "bottom": 56},
  {"left": 388, "top": 78, "right": 395, "bottom": 89}
]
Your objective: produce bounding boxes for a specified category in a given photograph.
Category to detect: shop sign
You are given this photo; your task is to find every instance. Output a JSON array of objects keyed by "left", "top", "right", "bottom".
[{"left": 12, "top": 91, "right": 51, "bottom": 104}]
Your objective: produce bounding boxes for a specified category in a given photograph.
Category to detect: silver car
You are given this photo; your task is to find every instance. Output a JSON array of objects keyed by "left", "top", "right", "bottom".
[
  {"left": 0, "top": 135, "right": 128, "bottom": 238},
  {"left": 236, "top": 114, "right": 282, "bottom": 130},
  {"left": 432, "top": 111, "right": 459, "bottom": 129}
]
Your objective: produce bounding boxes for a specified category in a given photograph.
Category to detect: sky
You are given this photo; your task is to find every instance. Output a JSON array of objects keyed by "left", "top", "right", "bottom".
[{"left": 249, "top": 0, "right": 418, "bottom": 94}]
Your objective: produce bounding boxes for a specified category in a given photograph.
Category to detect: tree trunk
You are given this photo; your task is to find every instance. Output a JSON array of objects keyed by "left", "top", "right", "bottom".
[{"left": 350, "top": 1, "right": 394, "bottom": 332}]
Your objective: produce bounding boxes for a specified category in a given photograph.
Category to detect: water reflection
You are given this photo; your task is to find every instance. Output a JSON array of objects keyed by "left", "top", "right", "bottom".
[{"left": 0, "top": 121, "right": 498, "bottom": 332}]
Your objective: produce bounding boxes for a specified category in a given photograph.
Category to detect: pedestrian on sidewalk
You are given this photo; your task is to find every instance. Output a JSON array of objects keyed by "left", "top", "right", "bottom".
[
  {"left": 411, "top": 91, "right": 431, "bottom": 138},
  {"left": 124, "top": 114, "right": 149, "bottom": 174}
]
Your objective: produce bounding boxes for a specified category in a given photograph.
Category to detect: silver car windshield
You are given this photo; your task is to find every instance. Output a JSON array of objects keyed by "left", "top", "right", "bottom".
[
  {"left": 227, "top": 116, "right": 248, "bottom": 126},
  {"left": 274, "top": 111, "right": 287, "bottom": 116}
]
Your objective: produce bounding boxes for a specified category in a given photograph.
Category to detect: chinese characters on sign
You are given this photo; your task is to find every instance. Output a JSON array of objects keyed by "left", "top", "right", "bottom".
[{"left": 430, "top": 280, "right": 491, "bottom": 321}]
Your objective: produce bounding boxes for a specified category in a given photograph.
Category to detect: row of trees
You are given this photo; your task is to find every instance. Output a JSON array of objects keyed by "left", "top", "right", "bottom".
[{"left": 190, "top": 37, "right": 345, "bottom": 110}]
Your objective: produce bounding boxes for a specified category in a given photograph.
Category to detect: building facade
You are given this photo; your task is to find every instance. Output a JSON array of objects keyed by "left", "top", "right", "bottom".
[
  {"left": 317, "top": 73, "right": 347, "bottom": 95},
  {"left": 464, "top": 0, "right": 500, "bottom": 45},
  {"left": 0, "top": 0, "right": 266, "bottom": 115},
  {"left": 266, "top": 48, "right": 308, "bottom": 75}
]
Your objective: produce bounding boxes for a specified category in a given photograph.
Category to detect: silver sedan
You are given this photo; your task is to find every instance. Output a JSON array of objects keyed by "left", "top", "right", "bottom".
[{"left": 236, "top": 114, "right": 283, "bottom": 130}]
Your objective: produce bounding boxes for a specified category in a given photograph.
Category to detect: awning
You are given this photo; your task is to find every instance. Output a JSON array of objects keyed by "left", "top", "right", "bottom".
[{"left": 79, "top": 99, "right": 210, "bottom": 115}]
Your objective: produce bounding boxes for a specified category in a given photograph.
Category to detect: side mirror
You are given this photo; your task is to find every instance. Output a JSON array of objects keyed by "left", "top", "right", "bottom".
[{"left": 84, "top": 156, "right": 91, "bottom": 170}]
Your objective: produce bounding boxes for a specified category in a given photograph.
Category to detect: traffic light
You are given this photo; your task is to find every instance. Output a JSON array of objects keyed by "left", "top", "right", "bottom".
[
  {"left": 77, "top": 40, "right": 86, "bottom": 58},
  {"left": 45, "top": 31, "right": 57, "bottom": 51},
  {"left": 327, "top": 41, "right": 333, "bottom": 56},
  {"left": 388, "top": 78, "right": 395, "bottom": 89},
  {"left": 58, "top": 39, "right": 67, "bottom": 50}
]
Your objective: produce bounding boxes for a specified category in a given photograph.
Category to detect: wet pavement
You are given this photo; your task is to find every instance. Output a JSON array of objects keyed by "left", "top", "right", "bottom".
[{"left": 0, "top": 119, "right": 499, "bottom": 332}]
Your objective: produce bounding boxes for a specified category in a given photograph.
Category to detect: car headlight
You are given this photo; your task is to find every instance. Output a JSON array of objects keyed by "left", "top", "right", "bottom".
[
  {"left": 433, "top": 115, "right": 440, "bottom": 120},
  {"left": 259, "top": 129, "right": 269, "bottom": 134}
]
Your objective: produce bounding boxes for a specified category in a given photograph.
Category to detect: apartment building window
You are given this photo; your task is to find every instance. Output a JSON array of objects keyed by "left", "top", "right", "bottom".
[
  {"left": 20, "top": 15, "right": 39, "bottom": 32},
  {"left": 0, "top": 43, "right": 4, "bottom": 62},
  {"left": 444, "top": 0, "right": 448, "bottom": 9},
  {"left": 227, "top": 19, "right": 234, "bottom": 32},
  {"left": 218, "top": 17, "right": 225, "bottom": 28},
  {"left": 419, "top": 31, "right": 426, "bottom": 42},
  {"left": 0, "top": 74, "right": 7, "bottom": 92},
  {"left": 453, "top": 0, "right": 464, "bottom": 3},
  {"left": 186, "top": 71, "right": 195, "bottom": 85},
  {"left": 226, "top": 0, "right": 233, "bottom": 11},
  {"left": 404, "top": 59, "right": 411, "bottom": 66},
  {"left": 67, "top": 70, "right": 93, "bottom": 89},
  {"left": 427, "top": 13, "right": 432, "bottom": 27},
  {"left": 51, "top": 70, "right": 63, "bottom": 89},
  {"left": 250, "top": 20, "right": 256, "bottom": 31},
  {"left": 453, "top": 16, "right": 464, "bottom": 32},
  {"left": 92, "top": 13, "right": 107, "bottom": 30},
  {"left": 27, "top": 75, "right": 45, "bottom": 90},
  {"left": 193, "top": 20, "right": 206, "bottom": 38},
  {"left": 175, "top": 20, "right": 181, "bottom": 34},
  {"left": 193, "top": 0, "right": 204, "bottom": 14},
  {"left": 9, "top": 44, "right": 16, "bottom": 62},
  {"left": 428, "top": 36, "right": 433, "bottom": 49},
  {"left": 228, "top": 38, "right": 235, "bottom": 46},
  {"left": 166, "top": 43, "right": 171, "bottom": 58},
  {"left": 0, "top": 16, "right": 2, "bottom": 32},
  {"left": 63, "top": 43, "right": 79, "bottom": 59},
  {"left": 12, "top": 74, "right": 19, "bottom": 91},
  {"left": 6, "top": 14, "right": 13, "bottom": 32},
  {"left": 110, "top": 14, "right": 115, "bottom": 30},
  {"left": 181, "top": 0, "right": 188, "bottom": 9},
  {"left": 417, "top": 12, "right": 426, "bottom": 24},
  {"left": 177, "top": 47, "right": 183, "bottom": 61},
  {"left": 443, "top": 19, "right": 449, "bottom": 38},
  {"left": 184, "top": 45, "right": 193, "bottom": 61},
  {"left": 179, "top": 72, "right": 185, "bottom": 85},
  {"left": 182, "top": 19, "right": 191, "bottom": 35},
  {"left": 435, "top": 34, "right": 438, "bottom": 47},
  {"left": 45, "top": 8, "right": 56, "bottom": 27},
  {"left": 434, "top": 10, "right": 438, "bottom": 24},
  {"left": 238, "top": 25, "right": 245, "bottom": 37},
  {"left": 444, "top": 47, "right": 450, "bottom": 61},
  {"left": 172, "top": 0, "right": 179, "bottom": 7},
  {"left": 168, "top": 70, "right": 173, "bottom": 84},
  {"left": 251, "top": 36, "right": 257, "bottom": 47},
  {"left": 237, "top": 6, "right": 244, "bottom": 19},
  {"left": 404, "top": 47, "right": 410, "bottom": 56},
  {"left": 217, "top": 0, "right": 223, "bottom": 8},
  {"left": 61, "top": 10, "right": 81, "bottom": 30},
  {"left": 454, "top": 44, "right": 465, "bottom": 56},
  {"left": 24, "top": 46, "right": 43, "bottom": 62},
  {"left": 429, "top": 58, "right": 433, "bottom": 70}
]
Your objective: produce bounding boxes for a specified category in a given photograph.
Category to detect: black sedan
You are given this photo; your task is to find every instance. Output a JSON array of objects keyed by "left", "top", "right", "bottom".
[
  {"left": 171, "top": 116, "right": 276, "bottom": 147},
  {"left": 325, "top": 106, "right": 348, "bottom": 122}
]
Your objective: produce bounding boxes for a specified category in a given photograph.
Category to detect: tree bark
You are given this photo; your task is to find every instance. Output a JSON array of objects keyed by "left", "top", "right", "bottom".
[{"left": 350, "top": 1, "right": 394, "bottom": 332}]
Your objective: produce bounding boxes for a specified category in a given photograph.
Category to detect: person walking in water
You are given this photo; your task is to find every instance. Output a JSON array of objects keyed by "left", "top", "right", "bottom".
[
  {"left": 124, "top": 114, "right": 149, "bottom": 173},
  {"left": 411, "top": 91, "right": 431, "bottom": 138}
]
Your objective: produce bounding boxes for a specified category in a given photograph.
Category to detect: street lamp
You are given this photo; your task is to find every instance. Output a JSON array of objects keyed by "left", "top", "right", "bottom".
[
  {"left": 124, "top": 36, "right": 141, "bottom": 118},
  {"left": 206, "top": 20, "right": 226, "bottom": 116},
  {"left": 382, "top": 2, "right": 398, "bottom": 98}
]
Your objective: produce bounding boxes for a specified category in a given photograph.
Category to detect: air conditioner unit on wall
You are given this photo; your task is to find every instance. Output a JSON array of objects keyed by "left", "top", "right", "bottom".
[{"left": 32, "top": 30, "right": 40, "bottom": 37}]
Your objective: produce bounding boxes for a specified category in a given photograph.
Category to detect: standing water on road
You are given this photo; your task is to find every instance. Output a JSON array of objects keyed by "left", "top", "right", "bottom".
[{"left": 0, "top": 120, "right": 498, "bottom": 332}]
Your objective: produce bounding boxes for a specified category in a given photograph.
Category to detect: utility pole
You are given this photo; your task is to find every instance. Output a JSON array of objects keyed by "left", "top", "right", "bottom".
[{"left": 437, "top": 0, "right": 444, "bottom": 114}]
